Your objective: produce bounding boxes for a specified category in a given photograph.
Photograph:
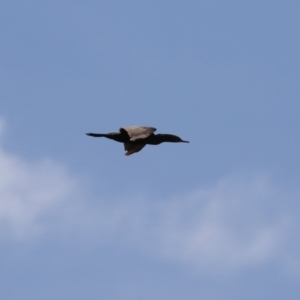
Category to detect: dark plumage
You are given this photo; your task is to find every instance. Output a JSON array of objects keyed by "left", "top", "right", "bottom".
[{"left": 86, "top": 126, "right": 189, "bottom": 156}]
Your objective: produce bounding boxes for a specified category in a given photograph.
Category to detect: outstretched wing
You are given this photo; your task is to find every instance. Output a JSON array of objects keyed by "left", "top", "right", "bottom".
[
  {"left": 120, "top": 126, "right": 156, "bottom": 142},
  {"left": 123, "top": 143, "right": 146, "bottom": 156}
]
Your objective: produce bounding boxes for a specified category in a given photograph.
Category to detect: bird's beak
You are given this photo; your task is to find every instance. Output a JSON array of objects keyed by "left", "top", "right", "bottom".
[{"left": 181, "top": 140, "right": 189, "bottom": 143}]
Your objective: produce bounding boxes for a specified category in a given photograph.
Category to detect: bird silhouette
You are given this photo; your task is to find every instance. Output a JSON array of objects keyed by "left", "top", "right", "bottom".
[{"left": 86, "top": 126, "right": 189, "bottom": 156}]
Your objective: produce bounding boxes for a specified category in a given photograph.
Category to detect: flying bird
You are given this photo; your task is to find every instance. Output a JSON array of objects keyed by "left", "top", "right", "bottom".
[{"left": 86, "top": 126, "right": 189, "bottom": 156}]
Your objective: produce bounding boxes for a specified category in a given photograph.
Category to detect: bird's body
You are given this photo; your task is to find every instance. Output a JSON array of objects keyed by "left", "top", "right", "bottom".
[{"left": 86, "top": 126, "right": 189, "bottom": 156}]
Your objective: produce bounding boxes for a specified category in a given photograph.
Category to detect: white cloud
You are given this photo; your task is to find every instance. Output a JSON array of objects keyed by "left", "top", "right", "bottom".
[
  {"left": 0, "top": 139, "right": 77, "bottom": 240},
  {"left": 136, "top": 177, "right": 291, "bottom": 272},
  {"left": 0, "top": 119, "right": 297, "bottom": 273}
]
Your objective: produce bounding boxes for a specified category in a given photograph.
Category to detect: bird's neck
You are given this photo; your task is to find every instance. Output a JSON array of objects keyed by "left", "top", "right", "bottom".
[{"left": 146, "top": 134, "right": 173, "bottom": 145}]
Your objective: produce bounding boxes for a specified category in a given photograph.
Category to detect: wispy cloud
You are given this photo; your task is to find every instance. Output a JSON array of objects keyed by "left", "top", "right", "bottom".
[
  {"left": 0, "top": 119, "right": 80, "bottom": 241},
  {"left": 0, "top": 119, "right": 297, "bottom": 273},
  {"left": 133, "top": 176, "right": 291, "bottom": 272}
]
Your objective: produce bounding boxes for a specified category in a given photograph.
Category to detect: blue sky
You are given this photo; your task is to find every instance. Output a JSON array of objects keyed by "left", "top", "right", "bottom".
[{"left": 1, "top": 1, "right": 300, "bottom": 299}]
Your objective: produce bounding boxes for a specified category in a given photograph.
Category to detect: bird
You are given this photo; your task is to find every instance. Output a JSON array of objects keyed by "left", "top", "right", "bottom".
[{"left": 86, "top": 126, "right": 189, "bottom": 156}]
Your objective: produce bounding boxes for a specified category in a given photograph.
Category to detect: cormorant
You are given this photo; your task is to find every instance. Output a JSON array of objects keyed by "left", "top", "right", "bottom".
[{"left": 86, "top": 126, "right": 189, "bottom": 156}]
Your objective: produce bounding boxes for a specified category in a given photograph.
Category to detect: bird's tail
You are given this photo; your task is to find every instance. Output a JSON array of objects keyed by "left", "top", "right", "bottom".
[{"left": 86, "top": 133, "right": 108, "bottom": 137}]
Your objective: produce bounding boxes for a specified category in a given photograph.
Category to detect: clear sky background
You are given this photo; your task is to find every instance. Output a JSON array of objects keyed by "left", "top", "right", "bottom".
[{"left": 1, "top": 1, "right": 300, "bottom": 299}]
